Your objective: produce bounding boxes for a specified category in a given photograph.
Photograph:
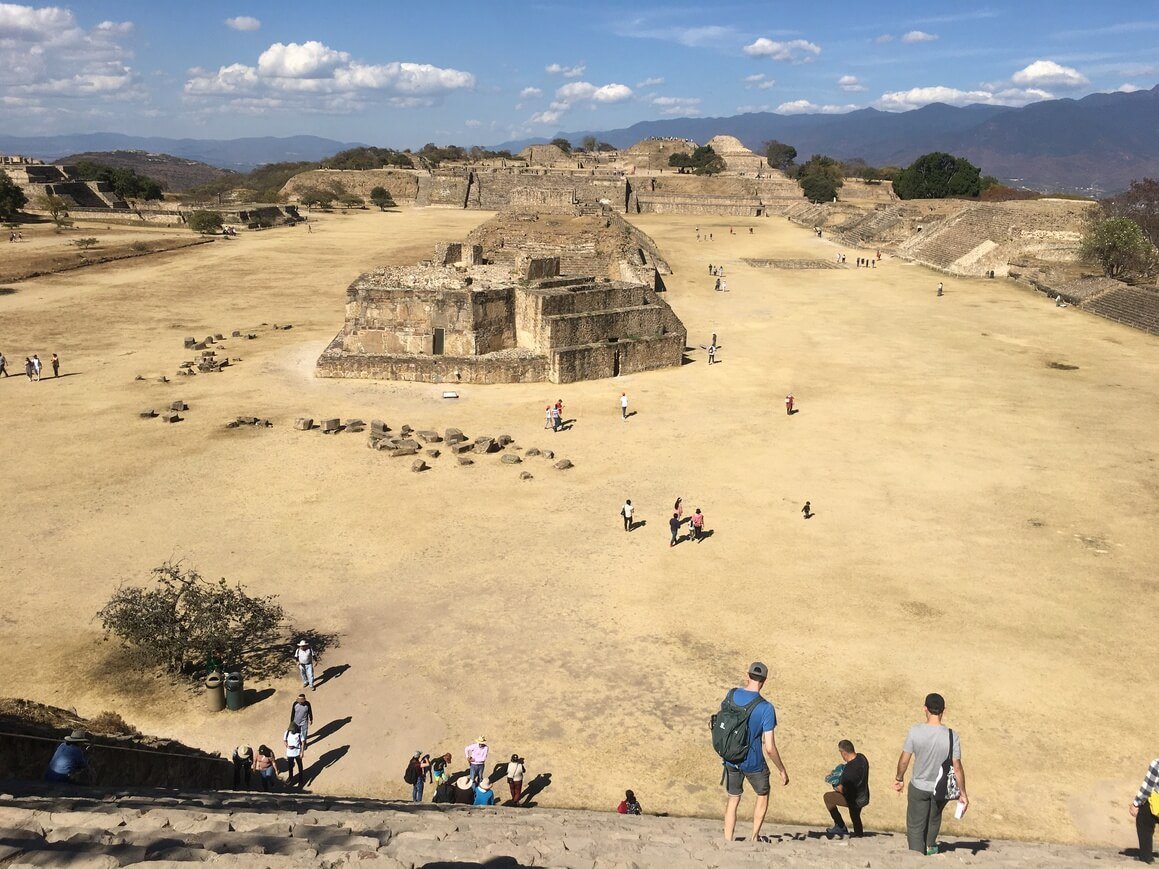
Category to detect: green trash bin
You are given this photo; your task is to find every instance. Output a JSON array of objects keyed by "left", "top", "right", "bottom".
[
  {"left": 224, "top": 671, "right": 244, "bottom": 711},
  {"left": 205, "top": 672, "right": 225, "bottom": 713}
]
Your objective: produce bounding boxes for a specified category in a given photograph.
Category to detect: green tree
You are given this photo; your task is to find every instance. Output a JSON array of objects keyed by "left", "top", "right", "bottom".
[
  {"left": 337, "top": 193, "right": 365, "bottom": 208},
  {"left": 1081, "top": 216, "right": 1158, "bottom": 279},
  {"left": 74, "top": 237, "right": 98, "bottom": 249},
  {"left": 796, "top": 154, "right": 844, "bottom": 203},
  {"left": 297, "top": 187, "right": 335, "bottom": 209},
  {"left": 37, "top": 193, "right": 70, "bottom": 227},
  {"left": 369, "top": 186, "right": 395, "bottom": 210},
  {"left": 764, "top": 140, "right": 797, "bottom": 171},
  {"left": 689, "top": 145, "right": 726, "bottom": 175},
  {"left": 187, "top": 209, "right": 224, "bottom": 234},
  {"left": 97, "top": 560, "right": 306, "bottom": 679},
  {"left": 1101, "top": 178, "right": 1159, "bottom": 249},
  {"left": 668, "top": 152, "right": 692, "bottom": 173},
  {"left": 0, "top": 174, "right": 28, "bottom": 219},
  {"left": 581, "top": 135, "right": 599, "bottom": 153},
  {"left": 893, "top": 152, "right": 983, "bottom": 199},
  {"left": 74, "top": 161, "right": 164, "bottom": 200},
  {"left": 550, "top": 137, "right": 572, "bottom": 154}
]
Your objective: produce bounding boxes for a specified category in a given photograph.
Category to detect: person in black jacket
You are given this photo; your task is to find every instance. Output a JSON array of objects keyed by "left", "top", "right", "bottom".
[{"left": 825, "top": 739, "right": 869, "bottom": 837}]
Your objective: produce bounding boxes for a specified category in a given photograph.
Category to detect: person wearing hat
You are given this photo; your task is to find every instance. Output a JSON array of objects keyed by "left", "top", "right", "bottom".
[
  {"left": 450, "top": 772, "right": 476, "bottom": 804},
  {"left": 473, "top": 776, "right": 499, "bottom": 806},
  {"left": 45, "top": 730, "right": 93, "bottom": 784},
  {"left": 720, "top": 662, "right": 789, "bottom": 843},
  {"left": 465, "top": 736, "right": 489, "bottom": 786},
  {"left": 294, "top": 640, "right": 317, "bottom": 691},
  {"left": 892, "top": 692, "right": 969, "bottom": 856},
  {"left": 231, "top": 744, "right": 254, "bottom": 789}
]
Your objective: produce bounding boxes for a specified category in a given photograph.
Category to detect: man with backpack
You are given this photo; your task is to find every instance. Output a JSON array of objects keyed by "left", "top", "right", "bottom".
[
  {"left": 713, "top": 661, "right": 789, "bottom": 843},
  {"left": 892, "top": 692, "right": 969, "bottom": 856}
]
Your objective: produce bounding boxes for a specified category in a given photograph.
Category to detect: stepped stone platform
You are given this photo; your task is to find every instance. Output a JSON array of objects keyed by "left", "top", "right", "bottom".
[
  {"left": 0, "top": 781, "right": 1135, "bottom": 868},
  {"left": 1081, "top": 284, "right": 1159, "bottom": 335}
]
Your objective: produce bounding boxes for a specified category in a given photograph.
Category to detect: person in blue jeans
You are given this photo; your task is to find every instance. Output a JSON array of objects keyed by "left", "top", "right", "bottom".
[
  {"left": 721, "top": 661, "right": 790, "bottom": 843},
  {"left": 44, "top": 730, "right": 93, "bottom": 783}
]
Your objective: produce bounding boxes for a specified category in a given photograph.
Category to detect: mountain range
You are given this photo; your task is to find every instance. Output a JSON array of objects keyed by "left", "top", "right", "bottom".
[
  {"left": 0, "top": 134, "right": 360, "bottom": 173},
  {"left": 498, "top": 85, "right": 1159, "bottom": 195}
]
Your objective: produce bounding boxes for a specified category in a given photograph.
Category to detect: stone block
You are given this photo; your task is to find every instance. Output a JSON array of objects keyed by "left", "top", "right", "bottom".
[
  {"left": 294, "top": 418, "right": 314, "bottom": 431},
  {"left": 169, "top": 400, "right": 188, "bottom": 411},
  {"left": 544, "top": 450, "right": 555, "bottom": 460},
  {"left": 231, "top": 330, "right": 241, "bottom": 338},
  {"left": 225, "top": 419, "right": 241, "bottom": 429},
  {"left": 411, "top": 459, "right": 427, "bottom": 473},
  {"left": 456, "top": 456, "right": 474, "bottom": 466},
  {"left": 445, "top": 428, "right": 465, "bottom": 443},
  {"left": 213, "top": 334, "right": 224, "bottom": 341},
  {"left": 193, "top": 342, "right": 206, "bottom": 350},
  {"left": 451, "top": 442, "right": 474, "bottom": 455},
  {"left": 139, "top": 409, "right": 157, "bottom": 418},
  {"left": 370, "top": 437, "right": 392, "bottom": 450},
  {"left": 474, "top": 438, "right": 496, "bottom": 454},
  {"left": 370, "top": 419, "right": 387, "bottom": 433},
  {"left": 416, "top": 430, "right": 441, "bottom": 443},
  {"left": 205, "top": 336, "right": 215, "bottom": 344},
  {"left": 426, "top": 449, "right": 440, "bottom": 459},
  {"left": 520, "top": 471, "right": 533, "bottom": 480},
  {"left": 389, "top": 446, "right": 419, "bottom": 457},
  {"left": 525, "top": 448, "right": 541, "bottom": 457},
  {"left": 498, "top": 434, "right": 514, "bottom": 446},
  {"left": 501, "top": 454, "right": 522, "bottom": 464},
  {"left": 321, "top": 418, "right": 341, "bottom": 433},
  {"left": 183, "top": 337, "right": 196, "bottom": 348},
  {"left": 396, "top": 438, "right": 420, "bottom": 451},
  {"left": 554, "top": 459, "right": 574, "bottom": 470},
  {"left": 246, "top": 334, "right": 257, "bottom": 339},
  {"left": 161, "top": 412, "right": 180, "bottom": 423}
]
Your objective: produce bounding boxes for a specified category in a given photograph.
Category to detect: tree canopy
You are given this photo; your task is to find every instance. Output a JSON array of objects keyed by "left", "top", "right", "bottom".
[
  {"left": 1100, "top": 178, "right": 1159, "bottom": 249},
  {"left": 796, "top": 154, "right": 844, "bottom": 203},
  {"left": 369, "top": 186, "right": 396, "bottom": 210},
  {"left": 73, "top": 161, "right": 164, "bottom": 200},
  {"left": 1081, "top": 216, "right": 1157, "bottom": 280},
  {"left": 892, "top": 152, "right": 983, "bottom": 200},
  {"left": 668, "top": 145, "right": 725, "bottom": 175},
  {"left": 550, "top": 137, "right": 573, "bottom": 154},
  {"left": 187, "top": 209, "right": 224, "bottom": 234},
  {"left": 0, "top": 174, "right": 28, "bottom": 220},
  {"left": 763, "top": 140, "right": 797, "bottom": 171},
  {"left": 322, "top": 147, "right": 413, "bottom": 170}
]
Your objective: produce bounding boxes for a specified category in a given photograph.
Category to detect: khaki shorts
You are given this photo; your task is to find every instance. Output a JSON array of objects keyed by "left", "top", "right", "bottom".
[{"left": 725, "top": 766, "right": 770, "bottom": 797}]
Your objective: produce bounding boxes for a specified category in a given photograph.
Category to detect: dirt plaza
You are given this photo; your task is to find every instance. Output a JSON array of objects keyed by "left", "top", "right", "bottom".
[{"left": 1, "top": 206, "right": 1156, "bottom": 847}]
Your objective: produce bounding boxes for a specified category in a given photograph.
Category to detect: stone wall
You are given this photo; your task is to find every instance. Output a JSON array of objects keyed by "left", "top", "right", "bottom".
[
  {"left": 551, "top": 333, "right": 686, "bottom": 383},
  {"left": 317, "top": 337, "right": 547, "bottom": 384},
  {"left": 343, "top": 285, "right": 514, "bottom": 357},
  {"left": 280, "top": 168, "right": 421, "bottom": 203}
]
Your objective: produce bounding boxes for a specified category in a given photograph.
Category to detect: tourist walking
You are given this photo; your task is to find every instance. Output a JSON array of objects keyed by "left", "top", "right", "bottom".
[
  {"left": 892, "top": 692, "right": 969, "bottom": 856},
  {"left": 283, "top": 726, "right": 305, "bottom": 789},
  {"left": 405, "top": 752, "right": 430, "bottom": 802},
  {"left": 1130, "top": 756, "right": 1159, "bottom": 863},
  {"left": 506, "top": 754, "right": 526, "bottom": 803},
  {"left": 294, "top": 639, "right": 317, "bottom": 690},
  {"left": 691, "top": 508, "right": 705, "bottom": 542},
  {"left": 669, "top": 512, "right": 681, "bottom": 547},
  {"left": 555, "top": 398, "right": 565, "bottom": 427},
  {"left": 51, "top": 353, "right": 59, "bottom": 377},
  {"left": 290, "top": 693, "right": 313, "bottom": 745},
  {"left": 545, "top": 406, "right": 552, "bottom": 429},
  {"left": 0, "top": 350, "right": 8, "bottom": 377},
  {"left": 674, "top": 497, "right": 683, "bottom": 521},
  {"left": 254, "top": 744, "right": 278, "bottom": 791},
  {"left": 24, "top": 357, "right": 33, "bottom": 380},
  {"left": 824, "top": 739, "right": 869, "bottom": 838},
  {"left": 708, "top": 343, "right": 716, "bottom": 364},
  {"left": 620, "top": 392, "right": 629, "bottom": 420},
  {"left": 44, "top": 730, "right": 93, "bottom": 784},
  {"left": 465, "top": 736, "right": 489, "bottom": 785},
  {"left": 431, "top": 752, "right": 453, "bottom": 788},
  {"left": 716, "top": 662, "right": 788, "bottom": 843},
  {"left": 785, "top": 394, "right": 794, "bottom": 415},
  {"left": 802, "top": 501, "right": 812, "bottom": 519},
  {"left": 937, "top": 282, "right": 944, "bottom": 297},
  {"left": 231, "top": 745, "right": 254, "bottom": 789},
  {"left": 617, "top": 789, "right": 643, "bottom": 815},
  {"left": 621, "top": 499, "right": 634, "bottom": 532},
  {"left": 551, "top": 403, "right": 561, "bottom": 432},
  {"left": 31, "top": 354, "right": 40, "bottom": 381}
]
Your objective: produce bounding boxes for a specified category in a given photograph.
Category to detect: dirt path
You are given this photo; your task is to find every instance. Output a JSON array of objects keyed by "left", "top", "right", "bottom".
[{"left": 1, "top": 208, "right": 1156, "bottom": 849}]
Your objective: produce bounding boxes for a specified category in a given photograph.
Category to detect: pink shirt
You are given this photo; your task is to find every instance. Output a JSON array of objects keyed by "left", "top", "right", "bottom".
[{"left": 466, "top": 742, "right": 488, "bottom": 764}]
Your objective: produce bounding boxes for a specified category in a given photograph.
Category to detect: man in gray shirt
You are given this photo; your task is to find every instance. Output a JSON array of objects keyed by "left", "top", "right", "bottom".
[{"left": 892, "top": 692, "right": 969, "bottom": 855}]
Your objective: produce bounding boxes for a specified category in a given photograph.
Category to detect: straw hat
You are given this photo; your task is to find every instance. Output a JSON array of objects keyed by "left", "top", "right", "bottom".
[{"left": 64, "top": 729, "right": 90, "bottom": 743}]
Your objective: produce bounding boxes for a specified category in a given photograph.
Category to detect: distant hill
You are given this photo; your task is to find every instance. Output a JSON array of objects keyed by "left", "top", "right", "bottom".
[
  {"left": 57, "top": 151, "right": 232, "bottom": 192},
  {"left": 0, "top": 134, "right": 361, "bottom": 172},
  {"left": 495, "top": 85, "right": 1159, "bottom": 195}
]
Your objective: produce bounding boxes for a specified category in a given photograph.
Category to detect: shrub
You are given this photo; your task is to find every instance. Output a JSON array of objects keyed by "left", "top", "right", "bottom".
[
  {"left": 74, "top": 237, "right": 98, "bottom": 249},
  {"left": 188, "top": 210, "right": 224, "bottom": 234}
]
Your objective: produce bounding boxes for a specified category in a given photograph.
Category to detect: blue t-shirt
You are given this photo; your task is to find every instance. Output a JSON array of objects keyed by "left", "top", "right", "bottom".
[
  {"left": 473, "top": 787, "right": 498, "bottom": 806},
  {"left": 45, "top": 743, "right": 89, "bottom": 781},
  {"left": 724, "top": 688, "right": 777, "bottom": 773}
]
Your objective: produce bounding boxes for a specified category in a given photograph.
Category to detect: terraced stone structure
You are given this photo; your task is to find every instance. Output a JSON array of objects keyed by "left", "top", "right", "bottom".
[
  {"left": 317, "top": 222, "right": 686, "bottom": 384},
  {"left": 1, "top": 154, "right": 129, "bottom": 212}
]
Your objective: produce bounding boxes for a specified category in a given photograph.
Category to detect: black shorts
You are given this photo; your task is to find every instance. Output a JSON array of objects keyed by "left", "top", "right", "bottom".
[{"left": 725, "top": 766, "right": 770, "bottom": 797}]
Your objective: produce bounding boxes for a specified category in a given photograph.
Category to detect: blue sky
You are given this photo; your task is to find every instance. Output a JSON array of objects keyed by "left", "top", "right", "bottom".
[{"left": 2, "top": 1, "right": 1157, "bottom": 147}]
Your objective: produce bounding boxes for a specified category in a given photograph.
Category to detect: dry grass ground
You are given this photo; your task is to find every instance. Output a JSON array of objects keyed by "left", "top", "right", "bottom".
[{"left": 1, "top": 207, "right": 1156, "bottom": 849}]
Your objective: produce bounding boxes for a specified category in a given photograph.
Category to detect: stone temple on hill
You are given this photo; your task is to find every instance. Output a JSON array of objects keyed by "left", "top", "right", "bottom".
[{"left": 316, "top": 243, "right": 686, "bottom": 385}]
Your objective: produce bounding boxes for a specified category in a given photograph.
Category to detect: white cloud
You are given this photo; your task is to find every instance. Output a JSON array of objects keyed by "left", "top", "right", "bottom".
[
  {"left": 0, "top": 4, "right": 141, "bottom": 110},
  {"left": 776, "top": 99, "right": 857, "bottom": 114},
  {"left": 874, "top": 34, "right": 894, "bottom": 43},
  {"left": 744, "top": 73, "right": 774, "bottom": 90},
  {"left": 556, "top": 81, "right": 632, "bottom": 103},
  {"left": 651, "top": 95, "right": 701, "bottom": 116},
  {"left": 1116, "top": 82, "right": 1143, "bottom": 93},
  {"left": 876, "top": 84, "right": 1052, "bottom": 111},
  {"left": 743, "top": 37, "right": 821, "bottom": 62},
  {"left": 1011, "top": 59, "right": 1089, "bottom": 88},
  {"left": 901, "top": 30, "right": 939, "bottom": 43},
  {"left": 519, "top": 86, "right": 542, "bottom": 98},
  {"left": 529, "top": 109, "right": 562, "bottom": 125},
  {"left": 184, "top": 40, "right": 474, "bottom": 110},
  {"left": 464, "top": 119, "right": 481, "bottom": 127},
  {"left": 225, "top": 16, "right": 261, "bottom": 31},
  {"left": 736, "top": 103, "right": 771, "bottom": 113},
  {"left": 636, "top": 76, "right": 664, "bottom": 87},
  {"left": 545, "top": 62, "right": 585, "bottom": 78},
  {"left": 838, "top": 74, "right": 866, "bottom": 92},
  {"left": 612, "top": 19, "right": 741, "bottom": 49}
]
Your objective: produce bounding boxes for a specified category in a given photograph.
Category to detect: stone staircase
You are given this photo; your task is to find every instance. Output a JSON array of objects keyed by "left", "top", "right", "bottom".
[
  {"left": 1081, "top": 285, "right": 1159, "bottom": 335},
  {"left": 0, "top": 780, "right": 1137, "bottom": 868},
  {"left": 898, "top": 205, "right": 1015, "bottom": 273},
  {"left": 832, "top": 206, "right": 906, "bottom": 247}
]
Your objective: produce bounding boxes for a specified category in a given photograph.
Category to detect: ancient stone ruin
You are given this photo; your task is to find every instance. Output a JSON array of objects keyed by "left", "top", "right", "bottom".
[
  {"left": 316, "top": 215, "right": 686, "bottom": 384},
  {"left": 0, "top": 154, "right": 129, "bottom": 211}
]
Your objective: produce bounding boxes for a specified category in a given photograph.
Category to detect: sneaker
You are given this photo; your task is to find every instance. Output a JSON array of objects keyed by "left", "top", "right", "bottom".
[
  {"left": 926, "top": 846, "right": 939, "bottom": 856},
  {"left": 825, "top": 825, "right": 848, "bottom": 838}
]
